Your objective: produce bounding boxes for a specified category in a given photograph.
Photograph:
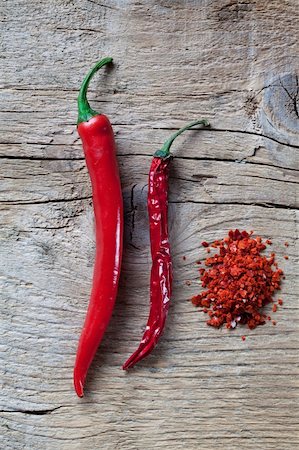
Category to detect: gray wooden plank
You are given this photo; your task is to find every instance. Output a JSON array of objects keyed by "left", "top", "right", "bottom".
[{"left": 1, "top": 0, "right": 298, "bottom": 449}]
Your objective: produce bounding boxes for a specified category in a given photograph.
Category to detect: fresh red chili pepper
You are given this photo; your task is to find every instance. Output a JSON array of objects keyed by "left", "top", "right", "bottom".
[
  {"left": 123, "top": 120, "right": 209, "bottom": 370},
  {"left": 74, "top": 58, "right": 123, "bottom": 397}
]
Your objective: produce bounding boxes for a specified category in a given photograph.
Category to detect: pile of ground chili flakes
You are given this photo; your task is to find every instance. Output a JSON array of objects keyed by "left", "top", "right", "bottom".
[{"left": 192, "top": 230, "right": 287, "bottom": 337}]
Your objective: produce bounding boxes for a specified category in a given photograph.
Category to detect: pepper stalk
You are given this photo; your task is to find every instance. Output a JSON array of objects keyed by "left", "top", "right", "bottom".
[
  {"left": 154, "top": 119, "right": 210, "bottom": 159},
  {"left": 77, "top": 57, "right": 113, "bottom": 124}
]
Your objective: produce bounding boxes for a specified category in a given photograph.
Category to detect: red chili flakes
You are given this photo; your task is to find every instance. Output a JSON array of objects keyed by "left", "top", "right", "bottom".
[
  {"left": 191, "top": 230, "right": 284, "bottom": 330},
  {"left": 182, "top": 256, "right": 186, "bottom": 261},
  {"left": 272, "top": 304, "right": 277, "bottom": 313},
  {"left": 278, "top": 299, "right": 283, "bottom": 306},
  {"left": 284, "top": 242, "right": 289, "bottom": 247},
  {"left": 201, "top": 241, "right": 209, "bottom": 247},
  {"left": 211, "top": 240, "right": 221, "bottom": 248},
  {"left": 284, "top": 255, "right": 289, "bottom": 260},
  {"left": 266, "top": 239, "right": 272, "bottom": 245},
  {"left": 272, "top": 320, "right": 277, "bottom": 326},
  {"left": 241, "top": 335, "right": 246, "bottom": 341}
]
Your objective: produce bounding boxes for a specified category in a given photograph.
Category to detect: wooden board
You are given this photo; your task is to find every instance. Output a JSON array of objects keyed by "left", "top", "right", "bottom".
[{"left": 1, "top": 1, "right": 298, "bottom": 449}]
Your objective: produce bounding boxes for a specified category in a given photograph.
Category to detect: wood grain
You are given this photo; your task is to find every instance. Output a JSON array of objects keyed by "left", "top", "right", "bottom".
[{"left": 1, "top": 1, "right": 298, "bottom": 449}]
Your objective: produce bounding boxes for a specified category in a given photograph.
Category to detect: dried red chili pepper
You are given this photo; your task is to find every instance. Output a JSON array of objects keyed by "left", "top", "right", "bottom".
[
  {"left": 74, "top": 58, "right": 123, "bottom": 397},
  {"left": 192, "top": 230, "right": 284, "bottom": 330},
  {"left": 123, "top": 120, "right": 209, "bottom": 370}
]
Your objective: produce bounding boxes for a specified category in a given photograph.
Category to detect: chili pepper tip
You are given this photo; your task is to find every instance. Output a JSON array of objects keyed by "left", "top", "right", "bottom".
[{"left": 74, "top": 376, "right": 84, "bottom": 398}]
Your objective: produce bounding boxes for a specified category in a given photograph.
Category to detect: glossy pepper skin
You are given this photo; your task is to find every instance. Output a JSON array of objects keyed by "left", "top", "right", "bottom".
[
  {"left": 123, "top": 120, "right": 209, "bottom": 370},
  {"left": 74, "top": 58, "right": 123, "bottom": 397}
]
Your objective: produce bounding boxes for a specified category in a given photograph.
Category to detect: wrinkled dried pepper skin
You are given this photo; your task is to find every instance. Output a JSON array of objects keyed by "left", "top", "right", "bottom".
[
  {"left": 123, "top": 157, "right": 172, "bottom": 369},
  {"left": 74, "top": 114, "right": 123, "bottom": 396},
  {"left": 123, "top": 119, "right": 209, "bottom": 370}
]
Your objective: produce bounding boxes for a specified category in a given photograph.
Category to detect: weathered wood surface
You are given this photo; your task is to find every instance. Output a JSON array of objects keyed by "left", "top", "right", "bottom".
[{"left": 1, "top": 1, "right": 298, "bottom": 449}]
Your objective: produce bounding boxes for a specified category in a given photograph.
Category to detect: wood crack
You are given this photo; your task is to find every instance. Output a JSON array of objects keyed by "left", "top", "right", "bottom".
[
  {"left": 169, "top": 200, "right": 298, "bottom": 211},
  {"left": 85, "top": 0, "right": 120, "bottom": 10},
  {"left": 0, "top": 154, "right": 298, "bottom": 173},
  {"left": 175, "top": 155, "right": 299, "bottom": 172},
  {"left": 171, "top": 172, "right": 297, "bottom": 186},
  {"left": 247, "top": 174, "right": 298, "bottom": 185},
  {"left": 170, "top": 175, "right": 217, "bottom": 184},
  {"left": 0, "top": 142, "right": 82, "bottom": 149},
  {"left": 0, "top": 196, "right": 92, "bottom": 206},
  {"left": 171, "top": 173, "right": 297, "bottom": 185},
  {"left": 211, "top": 127, "right": 299, "bottom": 149},
  {"left": 279, "top": 74, "right": 299, "bottom": 119},
  {"left": 56, "top": 26, "right": 104, "bottom": 34},
  {"left": 155, "top": 126, "right": 299, "bottom": 149},
  {"left": 0, "top": 155, "right": 84, "bottom": 161},
  {"left": 1, "top": 406, "right": 64, "bottom": 415},
  {"left": 31, "top": 224, "right": 71, "bottom": 231}
]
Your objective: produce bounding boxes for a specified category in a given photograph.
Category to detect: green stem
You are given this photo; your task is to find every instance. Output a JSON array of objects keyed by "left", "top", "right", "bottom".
[
  {"left": 154, "top": 119, "right": 210, "bottom": 158},
  {"left": 77, "top": 57, "right": 113, "bottom": 124}
]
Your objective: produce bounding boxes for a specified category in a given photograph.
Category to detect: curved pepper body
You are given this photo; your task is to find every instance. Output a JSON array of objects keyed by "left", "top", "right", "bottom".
[
  {"left": 74, "top": 114, "right": 123, "bottom": 396},
  {"left": 122, "top": 120, "right": 209, "bottom": 370},
  {"left": 123, "top": 157, "right": 172, "bottom": 369}
]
